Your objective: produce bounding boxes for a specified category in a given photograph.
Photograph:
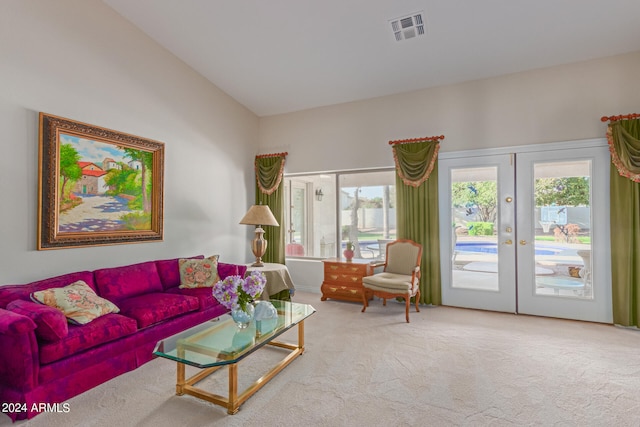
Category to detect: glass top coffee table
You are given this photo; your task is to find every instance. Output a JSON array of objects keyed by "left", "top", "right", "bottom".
[{"left": 154, "top": 300, "right": 315, "bottom": 414}]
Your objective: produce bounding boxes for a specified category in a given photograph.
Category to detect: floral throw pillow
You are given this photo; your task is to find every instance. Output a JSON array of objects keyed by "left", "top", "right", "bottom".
[
  {"left": 179, "top": 255, "right": 220, "bottom": 289},
  {"left": 31, "top": 280, "right": 120, "bottom": 325}
]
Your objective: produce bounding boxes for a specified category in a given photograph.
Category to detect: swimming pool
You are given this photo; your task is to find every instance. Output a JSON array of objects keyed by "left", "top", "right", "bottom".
[
  {"left": 455, "top": 241, "right": 561, "bottom": 256},
  {"left": 339, "top": 240, "right": 563, "bottom": 256}
]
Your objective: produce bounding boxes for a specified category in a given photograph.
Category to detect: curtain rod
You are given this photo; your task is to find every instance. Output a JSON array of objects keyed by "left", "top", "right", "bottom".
[
  {"left": 601, "top": 113, "right": 640, "bottom": 122},
  {"left": 388, "top": 135, "right": 445, "bottom": 145},
  {"left": 255, "top": 152, "right": 288, "bottom": 159}
]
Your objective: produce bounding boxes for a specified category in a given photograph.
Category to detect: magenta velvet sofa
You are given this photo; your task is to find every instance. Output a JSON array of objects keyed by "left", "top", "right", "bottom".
[{"left": 0, "top": 256, "right": 246, "bottom": 421}]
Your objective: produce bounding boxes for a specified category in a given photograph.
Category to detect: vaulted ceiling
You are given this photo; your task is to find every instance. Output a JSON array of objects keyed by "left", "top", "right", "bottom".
[{"left": 103, "top": 0, "right": 640, "bottom": 117}]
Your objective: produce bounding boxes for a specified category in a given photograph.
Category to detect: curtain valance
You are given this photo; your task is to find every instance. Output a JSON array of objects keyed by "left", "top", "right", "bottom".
[
  {"left": 607, "top": 119, "right": 640, "bottom": 183},
  {"left": 255, "top": 152, "right": 287, "bottom": 195},
  {"left": 391, "top": 139, "right": 440, "bottom": 187}
]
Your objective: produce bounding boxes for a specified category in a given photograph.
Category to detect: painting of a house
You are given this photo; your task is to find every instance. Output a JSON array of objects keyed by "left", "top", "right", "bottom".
[
  {"left": 102, "top": 157, "right": 121, "bottom": 171},
  {"left": 74, "top": 162, "right": 109, "bottom": 195},
  {"left": 55, "top": 132, "right": 157, "bottom": 234}
]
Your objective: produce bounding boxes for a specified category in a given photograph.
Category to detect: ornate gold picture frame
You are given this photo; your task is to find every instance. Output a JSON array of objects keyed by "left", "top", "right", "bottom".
[{"left": 38, "top": 113, "right": 165, "bottom": 249}]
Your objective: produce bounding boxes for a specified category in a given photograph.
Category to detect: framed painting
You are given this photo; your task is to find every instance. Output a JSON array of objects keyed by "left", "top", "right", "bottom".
[{"left": 38, "top": 113, "right": 165, "bottom": 249}]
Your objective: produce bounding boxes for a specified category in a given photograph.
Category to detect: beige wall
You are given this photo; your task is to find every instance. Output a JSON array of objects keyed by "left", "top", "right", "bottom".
[
  {"left": 259, "top": 51, "right": 640, "bottom": 174},
  {"left": 0, "top": 0, "right": 259, "bottom": 284}
]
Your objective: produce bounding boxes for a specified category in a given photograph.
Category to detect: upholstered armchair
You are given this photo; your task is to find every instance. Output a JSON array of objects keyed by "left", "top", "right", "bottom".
[{"left": 361, "top": 239, "right": 422, "bottom": 323}]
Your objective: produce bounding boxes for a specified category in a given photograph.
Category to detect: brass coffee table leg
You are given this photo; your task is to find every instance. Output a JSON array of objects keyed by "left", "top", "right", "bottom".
[
  {"left": 176, "top": 362, "right": 186, "bottom": 395},
  {"left": 176, "top": 345, "right": 186, "bottom": 395},
  {"left": 228, "top": 363, "right": 239, "bottom": 414},
  {"left": 298, "top": 320, "right": 305, "bottom": 352}
]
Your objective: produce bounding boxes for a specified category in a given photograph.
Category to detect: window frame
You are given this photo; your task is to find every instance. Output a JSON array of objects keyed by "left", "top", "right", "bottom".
[{"left": 284, "top": 167, "right": 396, "bottom": 260}]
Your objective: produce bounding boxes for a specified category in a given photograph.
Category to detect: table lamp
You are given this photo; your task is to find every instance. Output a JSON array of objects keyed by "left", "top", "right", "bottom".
[{"left": 239, "top": 205, "right": 279, "bottom": 267}]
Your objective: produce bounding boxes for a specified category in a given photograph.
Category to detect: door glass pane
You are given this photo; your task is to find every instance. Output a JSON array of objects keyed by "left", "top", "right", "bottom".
[
  {"left": 284, "top": 175, "right": 336, "bottom": 258},
  {"left": 291, "top": 186, "right": 305, "bottom": 245},
  {"left": 533, "top": 160, "right": 592, "bottom": 299},
  {"left": 450, "top": 167, "right": 499, "bottom": 291},
  {"left": 338, "top": 171, "right": 396, "bottom": 260}
]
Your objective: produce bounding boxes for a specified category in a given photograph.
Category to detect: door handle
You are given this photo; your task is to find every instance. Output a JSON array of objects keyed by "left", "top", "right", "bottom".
[
  {"left": 503, "top": 240, "right": 513, "bottom": 245},
  {"left": 519, "top": 240, "right": 527, "bottom": 245}
]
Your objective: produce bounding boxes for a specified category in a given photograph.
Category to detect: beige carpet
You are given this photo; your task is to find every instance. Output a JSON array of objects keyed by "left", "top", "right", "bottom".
[{"left": 4, "top": 291, "right": 640, "bottom": 427}]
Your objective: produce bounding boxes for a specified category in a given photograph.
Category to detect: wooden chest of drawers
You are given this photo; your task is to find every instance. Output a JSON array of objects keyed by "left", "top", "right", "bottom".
[{"left": 321, "top": 258, "right": 375, "bottom": 303}]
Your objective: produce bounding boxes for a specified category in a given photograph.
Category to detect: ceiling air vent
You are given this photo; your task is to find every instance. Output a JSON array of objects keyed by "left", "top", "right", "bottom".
[{"left": 390, "top": 11, "right": 426, "bottom": 41}]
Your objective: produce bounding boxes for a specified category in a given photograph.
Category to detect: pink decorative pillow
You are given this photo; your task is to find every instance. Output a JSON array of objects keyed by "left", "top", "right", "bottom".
[
  {"left": 217, "top": 262, "right": 239, "bottom": 280},
  {"left": 6, "top": 299, "right": 68, "bottom": 342},
  {"left": 94, "top": 261, "right": 163, "bottom": 302},
  {"left": 31, "top": 280, "right": 120, "bottom": 325},
  {"left": 178, "top": 255, "right": 220, "bottom": 289},
  {"left": 156, "top": 255, "right": 205, "bottom": 289}
]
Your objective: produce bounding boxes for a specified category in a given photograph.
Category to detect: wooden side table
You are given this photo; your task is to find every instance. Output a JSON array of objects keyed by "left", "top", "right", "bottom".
[{"left": 320, "top": 258, "right": 378, "bottom": 303}]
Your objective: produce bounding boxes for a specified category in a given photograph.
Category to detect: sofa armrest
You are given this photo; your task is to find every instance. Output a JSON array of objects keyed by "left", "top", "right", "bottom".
[
  {"left": 218, "top": 262, "right": 248, "bottom": 280},
  {"left": 0, "top": 308, "right": 40, "bottom": 391}
]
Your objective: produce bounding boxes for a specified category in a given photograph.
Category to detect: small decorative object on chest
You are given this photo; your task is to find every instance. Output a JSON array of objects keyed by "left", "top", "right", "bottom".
[{"left": 343, "top": 241, "right": 355, "bottom": 261}]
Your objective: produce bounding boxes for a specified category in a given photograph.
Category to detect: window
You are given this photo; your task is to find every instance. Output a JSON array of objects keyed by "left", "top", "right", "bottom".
[
  {"left": 284, "top": 169, "right": 396, "bottom": 259},
  {"left": 284, "top": 174, "right": 336, "bottom": 258}
]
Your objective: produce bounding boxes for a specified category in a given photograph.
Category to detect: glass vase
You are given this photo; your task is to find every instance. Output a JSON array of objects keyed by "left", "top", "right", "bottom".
[{"left": 231, "top": 304, "right": 255, "bottom": 328}]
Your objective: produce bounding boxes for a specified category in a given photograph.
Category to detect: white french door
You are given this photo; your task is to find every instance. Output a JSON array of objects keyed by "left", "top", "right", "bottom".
[
  {"left": 515, "top": 147, "right": 611, "bottom": 322},
  {"left": 439, "top": 142, "right": 612, "bottom": 323},
  {"left": 439, "top": 154, "right": 517, "bottom": 313}
]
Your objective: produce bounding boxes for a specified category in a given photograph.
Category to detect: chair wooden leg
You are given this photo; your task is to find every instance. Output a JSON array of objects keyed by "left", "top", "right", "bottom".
[
  {"left": 361, "top": 289, "right": 368, "bottom": 313},
  {"left": 405, "top": 297, "right": 410, "bottom": 323},
  {"left": 415, "top": 290, "right": 420, "bottom": 313},
  {"left": 383, "top": 298, "right": 387, "bottom": 306}
]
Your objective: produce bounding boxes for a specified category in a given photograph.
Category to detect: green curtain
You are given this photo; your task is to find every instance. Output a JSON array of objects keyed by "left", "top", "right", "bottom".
[
  {"left": 255, "top": 155, "right": 286, "bottom": 265},
  {"left": 393, "top": 140, "right": 441, "bottom": 305},
  {"left": 608, "top": 119, "right": 640, "bottom": 326}
]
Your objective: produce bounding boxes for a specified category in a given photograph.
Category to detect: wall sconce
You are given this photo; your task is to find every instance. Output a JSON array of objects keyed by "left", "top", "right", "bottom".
[{"left": 315, "top": 188, "right": 324, "bottom": 201}]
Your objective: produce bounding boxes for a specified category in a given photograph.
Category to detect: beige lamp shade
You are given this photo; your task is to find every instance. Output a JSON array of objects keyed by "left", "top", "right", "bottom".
[
  {"left": 239, "top": 205, "right": 279, "bottom": 227},
  {"left": 240, "top": 205, "right": 279, "bottom": 267}
]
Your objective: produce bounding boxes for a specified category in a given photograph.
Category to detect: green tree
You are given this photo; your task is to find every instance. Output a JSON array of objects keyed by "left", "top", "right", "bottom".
[
  {"left": 451, "top": 181, "right": 497, "bottom": 223},
  {"left": 59, "top": 143, "right": 82, "bottom": 202},
  {"left": 535, "top": 177, "right": 590, "bottom": 206},
  {"left": 121, "top": 148, "right": 153, "bottom": 212},
  {"left": 104, "top": 168, "right": 139, "bottom": 196}
]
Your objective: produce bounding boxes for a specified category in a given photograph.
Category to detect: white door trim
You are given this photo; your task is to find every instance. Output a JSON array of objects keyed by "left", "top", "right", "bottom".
[{"left": 438, "top": 138, "right": 607, "bottom": 160}]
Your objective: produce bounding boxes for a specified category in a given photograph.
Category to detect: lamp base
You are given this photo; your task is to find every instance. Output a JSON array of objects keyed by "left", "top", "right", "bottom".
[{"left": 251, "top": 227, "right": 267, "bottom": 267}]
